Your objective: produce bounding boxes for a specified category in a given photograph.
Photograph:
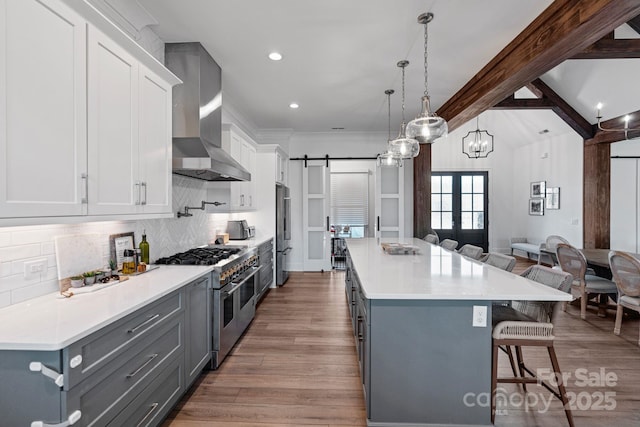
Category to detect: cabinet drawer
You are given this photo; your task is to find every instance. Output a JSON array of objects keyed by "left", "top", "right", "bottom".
[
  {"left": 108, "top": 357, "right": 183, "bottom": 427},
  {"left": 64, "top": 292, "right": 183, "bottom": 389},
  {"left": 64, "top": 316, "right": 184, "bottom": 426}
]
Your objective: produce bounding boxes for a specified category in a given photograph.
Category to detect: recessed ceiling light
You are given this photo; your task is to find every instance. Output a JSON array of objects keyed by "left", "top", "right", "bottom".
[
  {"left": 289, "top": 103, "right": 299, "bottom": 109},
  {"left": 268, "top": 52, "right": 282, "bottom": 61}
]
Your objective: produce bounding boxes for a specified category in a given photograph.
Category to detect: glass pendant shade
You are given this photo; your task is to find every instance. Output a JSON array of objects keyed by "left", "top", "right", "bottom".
[
  {"left": 389, "top": 124, "right": 420, "bottom": 158},
  {"left": 377, "top": 88, "right": 403, "bottom": 167},
  {"left": 406, "top": 96, "right": 448, "bottom": 143}
]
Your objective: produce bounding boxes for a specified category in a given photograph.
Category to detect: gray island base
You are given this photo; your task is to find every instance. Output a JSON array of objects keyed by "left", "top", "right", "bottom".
[{"left": 345, "top": 238, "right": 571, "bottom": 426}]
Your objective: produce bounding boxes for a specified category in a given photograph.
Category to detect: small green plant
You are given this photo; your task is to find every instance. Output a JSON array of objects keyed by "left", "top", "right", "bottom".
[
  {"left": 109, "top": 259, "right": 117, "bottom": 271},
  {"left": 83, "top": 271, "right": 96, "bottom": 278},
  {"left": 70, "top": 275, "right": 83, "bottom": 280}
]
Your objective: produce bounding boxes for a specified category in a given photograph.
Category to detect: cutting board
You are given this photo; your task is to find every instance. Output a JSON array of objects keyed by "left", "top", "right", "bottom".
[{"left": 55, "top": 234, "right": 103, "bottom": 280}]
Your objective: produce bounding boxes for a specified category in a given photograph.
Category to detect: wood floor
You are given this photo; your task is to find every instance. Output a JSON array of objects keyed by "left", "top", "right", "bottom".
[{"left": 163, "top": 259, "right": 640, "bottom": 427}]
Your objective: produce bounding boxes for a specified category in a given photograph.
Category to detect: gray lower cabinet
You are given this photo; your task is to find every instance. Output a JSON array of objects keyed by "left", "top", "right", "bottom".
[
  {"left": 0, "top": 272, "right": 212, "bottom": 427},
  {"left": 184, "top": 275, "right": 211, "bottom": 387},
  {"left": 256, "top": 239, "right": 274, "bottom": 303}
]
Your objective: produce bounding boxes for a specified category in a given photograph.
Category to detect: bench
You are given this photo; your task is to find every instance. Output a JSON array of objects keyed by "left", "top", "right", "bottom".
[{"left": 510, "top": 237, "right": 543, "bottom": 260}]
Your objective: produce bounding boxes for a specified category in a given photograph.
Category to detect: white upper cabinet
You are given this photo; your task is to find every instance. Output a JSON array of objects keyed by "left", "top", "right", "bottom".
[
  {"left": 87, "top": 26, "right": 139, "bottom": 215},
  {"left": 0, "top": 0, "right": 87, "bottom": 217},
  {"left": 275, "top": 150, "right": 288, "bottom": 185},
  {"left": 216, "top": 124, "right": 257, "bottom": 211},
  {"left": 0, "top": 0, "right": 178, "bottom": 222}
]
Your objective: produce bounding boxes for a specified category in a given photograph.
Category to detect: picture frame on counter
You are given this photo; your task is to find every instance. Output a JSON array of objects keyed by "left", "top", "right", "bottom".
[
  {"left": 529, "top": 198, "right": 544, "bottom": 216},
  {"left": 109, "top": 232, "right": 135, "bottom": 268},
  {"left": 530, "top": 180, "right": 546, "bottom": 198},
  {"left": 546, "top": 187, "right": 560, "bottom": 209}
]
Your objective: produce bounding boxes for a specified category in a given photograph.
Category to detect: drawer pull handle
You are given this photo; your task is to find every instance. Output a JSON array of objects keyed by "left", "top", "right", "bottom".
[
  {"left": 126, "top": 354, "right": 158, "bottom": 379},
  {"left": 29, "top": 361, "right": 64, "bottom": 387},
  {"left": 69, "top": 355, "right": 83, "bottom": 369},
  {"left": 136, "top": 402, "right": 159, "bottom": 427},
  {"left": 128, "top": 314, "right": 161, "bottom": 334},
  {"left": 31, "top": 410, "right": 81, "bottom": 427}
]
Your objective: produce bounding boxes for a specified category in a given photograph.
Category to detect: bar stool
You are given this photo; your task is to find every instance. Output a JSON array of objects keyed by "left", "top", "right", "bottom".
[
  {"left": 457, "top": 244, "right": 484, "bottom": 260},
  {"left": 491, "top": 265, "right": 574, "bottom": 427},
  {"left": 439, "top": 239, "right": 458, "bottom": 251}
]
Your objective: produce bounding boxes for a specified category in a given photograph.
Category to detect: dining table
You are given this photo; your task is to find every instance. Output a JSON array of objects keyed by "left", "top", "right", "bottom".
[{"left": 540, "top": 247, "right": 640, "bottom": 279}]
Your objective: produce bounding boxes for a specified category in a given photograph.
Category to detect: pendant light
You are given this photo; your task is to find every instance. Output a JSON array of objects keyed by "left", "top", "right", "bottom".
[
  {"left": 462, "top": 115, "right": 494, "bottom": 159},
  {"left": 389, "top": 60, "right": 420, "bottom": 159},
  {"left": 378, "top": 89, "right": 403, "bottom": 167},
  {"left": 406, "top": 12, "right": 448, "bottom": 144}
]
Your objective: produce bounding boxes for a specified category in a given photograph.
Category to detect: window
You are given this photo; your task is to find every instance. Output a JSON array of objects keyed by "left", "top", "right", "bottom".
[
  {"left": 330, "top": 172, "right": 369, "bottom": 237},
  {"left": 431, "top": 175, "right": 453, "bottom": 230}
]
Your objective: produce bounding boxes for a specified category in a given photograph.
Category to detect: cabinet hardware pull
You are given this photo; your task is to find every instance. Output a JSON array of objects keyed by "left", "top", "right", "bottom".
[
  {"left": 136, "top": 403, "right": 159, "bottom": 427},
  {"left": 31, "top": 410, "right": 81, "bottom": 427},
  {"left": 69, "top": 355, "right": 83, "bottom": 369},
  {"left": 377, "top": 216, "right": 380, "bottom": 232},
  {"left": 126, "top": 353, "right": 158, "bottom": 379},
  {"left": 127, "top": 314, "right": 160, "bottom": 334},
  {"left": 326, "top": 216, "right": 330, "bottom": 232},
  {"left": 29, "top": 361, "right": 64, "bottom": 388},
  {"left": 80, "top": 174, "right": 88, "bottom": 204},
  {"left": 135, "top": 181, "right": 141, "bottom": 205},
  {"left": 141, "top": 182, "right": 147, "bottom": 205},
  {"left": 249, "top": 195, "right": 252, "bottom": 206}
]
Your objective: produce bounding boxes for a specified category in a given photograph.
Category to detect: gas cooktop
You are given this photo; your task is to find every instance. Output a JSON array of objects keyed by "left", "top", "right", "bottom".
[{"left": 155, "top": 246, "right": 243, "bottom": 266}]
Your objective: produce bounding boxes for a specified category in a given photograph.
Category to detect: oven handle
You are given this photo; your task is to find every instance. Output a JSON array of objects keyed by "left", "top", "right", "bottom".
[{"left": 226, "top": 265, "right": 263, "bottom": 296}]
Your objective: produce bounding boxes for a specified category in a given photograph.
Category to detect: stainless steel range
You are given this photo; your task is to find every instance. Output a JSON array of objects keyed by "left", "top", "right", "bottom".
[{"left": 156, "top": 245, "right": 261, "bottom": 369}]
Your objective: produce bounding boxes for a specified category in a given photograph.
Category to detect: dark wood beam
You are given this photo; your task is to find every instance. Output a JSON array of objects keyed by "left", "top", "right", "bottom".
[
  {"left": 583, "top": 144, "right": 611, "bottom": 249},
  {"left": 437, "top": 0, "right": 640, "bottom": 132},
  {"left": 491, "top": 97, "right": 555, "bottom": 109},
  {"left": 571, "top": 38, "right": 640, "bottom": 58},
  {"left": 627, "top": 15, "right": 640, "bottom": 34},
  {"left": 524, "top": 83, "right": 544, "bottom": 99},
  {"left": 528, "top": 79, "right": 594, "bottom": 139},
  {"left": 413, "top": 145, "right": 431, "bottom": 239},
  {"left": 585, "top": 108, "right": 640, "bottom": 145}
]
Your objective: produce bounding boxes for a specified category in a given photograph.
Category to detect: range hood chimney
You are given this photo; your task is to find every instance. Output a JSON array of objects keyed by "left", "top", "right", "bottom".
[{"left": 165, "top": 42, "right": 250, "bottom": 181}]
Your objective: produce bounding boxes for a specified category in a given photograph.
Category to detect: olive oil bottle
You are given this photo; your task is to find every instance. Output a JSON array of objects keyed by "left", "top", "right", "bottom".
[{"left": 139, "top": 230, "right": 150, "bottom": 264}]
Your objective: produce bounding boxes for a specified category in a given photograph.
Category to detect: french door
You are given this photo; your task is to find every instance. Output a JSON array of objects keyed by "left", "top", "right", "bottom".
[{"left": 431, "top": 172, "right": 489, "bottom": 251}]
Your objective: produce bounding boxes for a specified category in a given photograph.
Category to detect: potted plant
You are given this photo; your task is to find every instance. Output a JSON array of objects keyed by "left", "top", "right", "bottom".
[
  {"left": 83, "top": 271, "right": 97, "bottom": 285},
  {"left": 70, "top": 276, "right": 84, "bottom": 288},
  {"left": 109, "top": 259, "right": 118, "bottom": 277},
  {"left": 95, "top": 270, "right": 105, "bottom": 281}
]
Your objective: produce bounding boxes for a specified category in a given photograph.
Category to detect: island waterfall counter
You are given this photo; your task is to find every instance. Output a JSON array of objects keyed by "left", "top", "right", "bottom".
[{"left": 344, "top": 238, "right": 571, "bottom": 427}]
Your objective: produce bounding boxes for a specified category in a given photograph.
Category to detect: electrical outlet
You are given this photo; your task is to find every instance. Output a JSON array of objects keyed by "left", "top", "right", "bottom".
[
  {"left": 24, "top": 258, "right": 48, "bottom": 279},
  {"left": 472, "top": 305, "right": 487, "bottom": 327}
]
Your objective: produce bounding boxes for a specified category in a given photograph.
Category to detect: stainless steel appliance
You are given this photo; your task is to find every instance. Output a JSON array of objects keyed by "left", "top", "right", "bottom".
[
  {"left": 276, "top": 183, "right": 291, "bottom": 285},
  {"left": 227, "top": 220, "right": 250, "bottom": 240},
  {"left": 155, "top": 245, "right": 260, "bottom": 368}
]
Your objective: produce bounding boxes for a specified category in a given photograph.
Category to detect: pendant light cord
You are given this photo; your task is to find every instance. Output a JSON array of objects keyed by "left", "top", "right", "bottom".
[
  {"left": 423, "top": 19, "right": 429, "bottom": 97},
  {"left": 387, "top": 92, "right": 392, "bottom": 141},
  {"left": 401, "top": 65, "right": 406, "bottom": 124}
]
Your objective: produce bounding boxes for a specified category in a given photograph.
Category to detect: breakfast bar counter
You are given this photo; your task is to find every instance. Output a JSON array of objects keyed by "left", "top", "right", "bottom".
[{"left": 344, "top": 238, "right": 571, "bottom": 427}]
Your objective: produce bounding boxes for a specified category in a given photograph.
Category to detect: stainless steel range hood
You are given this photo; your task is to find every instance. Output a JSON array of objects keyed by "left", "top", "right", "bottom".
[{"left": 165, "top": 42, "right": 250, "bottom": 181}]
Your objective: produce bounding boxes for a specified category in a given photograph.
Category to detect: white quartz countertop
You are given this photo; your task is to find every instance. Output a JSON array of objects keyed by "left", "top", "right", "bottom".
[
  {"left": 227, "top": 234, "right": 273, "bottom": 248},
  {"left": 347, "top": 238, "right": 573, "bottom": 301},
  {"left": 0, "top": 265, "right": 213, "bottom": 351}
]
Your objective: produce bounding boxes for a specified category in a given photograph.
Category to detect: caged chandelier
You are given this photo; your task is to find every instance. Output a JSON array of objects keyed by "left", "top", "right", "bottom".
[
  {"left": 378, "top": 89, "right": 403, "bottom": 167},
  {"left": 406, "top": 12, "right": 448, "bottom": 144},
  {"left": 462, "top": 116, "right": 493, "bottom": 159}
]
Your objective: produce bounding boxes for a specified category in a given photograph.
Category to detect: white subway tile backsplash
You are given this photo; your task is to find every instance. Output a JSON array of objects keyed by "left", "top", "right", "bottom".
[{"left": 0, "top": 176, "right": 229, "bottom": 307}]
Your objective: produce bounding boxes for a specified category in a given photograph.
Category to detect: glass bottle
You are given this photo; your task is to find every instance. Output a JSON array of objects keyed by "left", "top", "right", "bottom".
[
  {"left": 139, "top": 230, "right": 150, "bottom": 264},
  {"left": 122, "top": 249, "right": 135, "bottom": 274}
]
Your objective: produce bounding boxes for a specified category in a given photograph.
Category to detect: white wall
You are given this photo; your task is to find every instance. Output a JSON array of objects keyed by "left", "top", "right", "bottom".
[{"left": 610, "top": 138, "right": 640, "bottom": 252}]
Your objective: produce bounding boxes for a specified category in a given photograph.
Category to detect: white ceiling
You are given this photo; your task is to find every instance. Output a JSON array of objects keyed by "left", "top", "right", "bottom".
[{"left": 132, "top": 0, "right": 640, "bottom": 149}]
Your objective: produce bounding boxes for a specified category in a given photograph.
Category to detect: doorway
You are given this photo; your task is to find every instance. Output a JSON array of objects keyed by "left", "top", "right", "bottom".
[{"left": 431, "top": 172, "right": 489, "bottom": 251}]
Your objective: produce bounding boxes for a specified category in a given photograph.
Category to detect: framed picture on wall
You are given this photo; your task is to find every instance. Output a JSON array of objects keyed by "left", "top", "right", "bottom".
[
  {"left": 529, "top": 198, "right": 544, "bottom": 216},
  {"left": 530, "top": 181, "right": 546, "bottom": 198},
  {"left": 546, "top": 187, "right": 560, "bottom": 209}
]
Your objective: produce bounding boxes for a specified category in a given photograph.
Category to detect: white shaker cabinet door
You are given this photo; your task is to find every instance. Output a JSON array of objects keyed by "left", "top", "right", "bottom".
[
  {"left": 0, "top": 0, "right": 87, "bottom": 217},
  {"left": 87, "top": 26, "right": 139, "bottom": 215},
  {"left": 138, "top": 65, "right": 172, "bottom": 214}
]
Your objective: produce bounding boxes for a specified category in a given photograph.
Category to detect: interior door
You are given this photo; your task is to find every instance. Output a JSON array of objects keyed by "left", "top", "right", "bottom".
[
  {"left": 303, "top": 160, "right": 331, "bottom": 271},
  {"left": 431, "top": 172, "right": 489, "bottom": 250},
  {"left": 375, "top": 164, "right": 405, "bottom": 238}
]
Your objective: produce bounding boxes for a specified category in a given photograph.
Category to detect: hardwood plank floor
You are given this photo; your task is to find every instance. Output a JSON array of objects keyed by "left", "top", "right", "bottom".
[{"left": 164, "top": 261, "right": 640, "bottom": 427}]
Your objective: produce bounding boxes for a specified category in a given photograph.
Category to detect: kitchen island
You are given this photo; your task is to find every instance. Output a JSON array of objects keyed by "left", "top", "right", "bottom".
[{"left": 345, "top": 238, "right": 572, "bottom": 427}]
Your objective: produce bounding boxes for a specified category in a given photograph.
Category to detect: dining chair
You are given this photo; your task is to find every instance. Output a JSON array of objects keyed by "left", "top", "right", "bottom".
[
  {"left": 457, "top": 244, "right": 483, "bottom": 260},
  {"left": 439, "top": 239, "right": 458, "bottom": 251},
  {"left": 608, "top": 251, "right": 640, "bottom": 346},
  {"left": 482, "top": 253, "right": 516, "bottom": 272},
  {"left": 556, "top": 243, "right": 617, "bottom": 320},
  {"left": 423, "top": 234, "right": 439, "bottom": 244},
  {"left": 491, "top": 265, "right": 574, "bottom": 426},
  {"left": 539, "top": 235, "right": 570, "bottom": 265}
]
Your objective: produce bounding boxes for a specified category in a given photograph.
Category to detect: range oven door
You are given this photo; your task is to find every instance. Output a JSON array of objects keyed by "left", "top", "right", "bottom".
[{"left": 213, "top": 265, "right": 262, "bottom": 368}]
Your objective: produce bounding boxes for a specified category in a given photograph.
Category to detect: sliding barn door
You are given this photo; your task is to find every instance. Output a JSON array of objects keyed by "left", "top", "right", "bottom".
[{"left": 302, "top": 160, "right": 331, "bottom": 271}]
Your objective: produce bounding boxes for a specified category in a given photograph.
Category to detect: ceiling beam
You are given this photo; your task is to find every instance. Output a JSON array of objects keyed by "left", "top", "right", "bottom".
[
  {"left": 528, "top": 78, "right": 594, "bottom": 139},
  {"left": 585, "top": 109, "right": 640, "bottom": 145},
  {"left": 436, "top": 0, "right": 640, "bottom": 132},
  {"left": 571, "top": 37, "right": 640, "bottom": 59},
  {"left": 491, "top": 97, "right": 555, "bottom": 109},
  {"left": 627, "top": 15, "right": 640, "bottom": 34}
]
